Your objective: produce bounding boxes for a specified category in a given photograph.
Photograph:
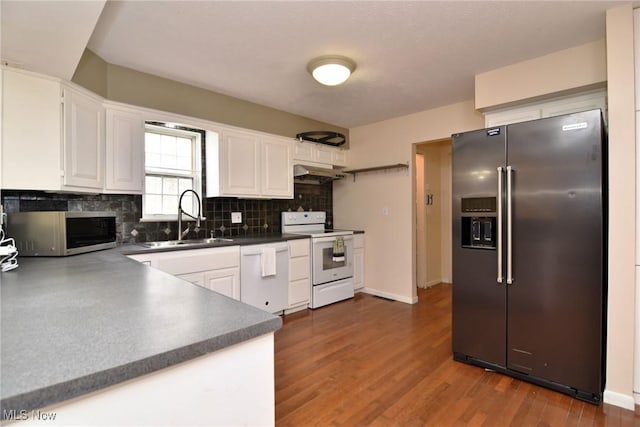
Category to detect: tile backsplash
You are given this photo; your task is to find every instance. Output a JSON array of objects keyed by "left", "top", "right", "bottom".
[{"left": 1, "top": 183, "right": 333, "bottom": 244}]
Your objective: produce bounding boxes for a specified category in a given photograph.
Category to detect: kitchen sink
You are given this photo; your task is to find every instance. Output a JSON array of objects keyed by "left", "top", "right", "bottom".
[{"left": 143, "top": 237, "right": 234, "bottom": 248}]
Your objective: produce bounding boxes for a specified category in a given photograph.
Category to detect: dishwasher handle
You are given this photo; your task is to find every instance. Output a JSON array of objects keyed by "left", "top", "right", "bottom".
[{"left": 241, "top": 246, "right": 288, "bottom": 256}]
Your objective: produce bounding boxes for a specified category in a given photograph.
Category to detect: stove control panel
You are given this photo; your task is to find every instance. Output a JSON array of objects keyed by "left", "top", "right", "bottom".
[{"left": 281, "top": 211, "right": 326, "bottom": 226}]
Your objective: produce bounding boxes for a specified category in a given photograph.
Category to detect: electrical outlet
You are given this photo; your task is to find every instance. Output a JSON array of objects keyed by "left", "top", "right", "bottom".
[
  {"left": 382, "top": 207, "right": 389, "bottom": 216},
  {"left": 231, "top": 212, "right": 242, "bottom": 224}
]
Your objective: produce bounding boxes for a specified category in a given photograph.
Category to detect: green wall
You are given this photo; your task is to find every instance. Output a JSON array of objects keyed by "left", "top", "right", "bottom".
[{"left": 72, "top": 49, "right": 348, "bottom": 142}]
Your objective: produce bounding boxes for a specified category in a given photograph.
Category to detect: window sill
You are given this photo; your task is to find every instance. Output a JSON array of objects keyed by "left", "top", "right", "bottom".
[{"left": 140, "top": 216, "right": 178, "bottom": 223}]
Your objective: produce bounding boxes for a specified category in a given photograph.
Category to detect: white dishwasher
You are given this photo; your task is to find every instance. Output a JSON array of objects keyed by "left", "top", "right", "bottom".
[{"left": 240, "top": 242, "right": 288, "bottom": 314}]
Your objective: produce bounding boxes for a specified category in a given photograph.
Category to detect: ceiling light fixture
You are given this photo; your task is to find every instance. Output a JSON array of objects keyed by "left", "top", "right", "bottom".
[{"left": 307, "top": 55, "right": 356, "bottom": 86}]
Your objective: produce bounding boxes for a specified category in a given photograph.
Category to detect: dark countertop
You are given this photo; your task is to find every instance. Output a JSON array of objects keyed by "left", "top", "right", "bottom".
[
  {"left": 0, "top": 240, "right": 285, "bottom": 416},
  {"left": 120, "top": 232, "right": 310, "bottom": 255}
]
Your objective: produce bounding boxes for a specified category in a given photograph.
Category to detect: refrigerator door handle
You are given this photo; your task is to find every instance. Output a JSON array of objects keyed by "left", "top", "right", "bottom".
[
  {"left": 497, "top": 166, "right": 504, "bottom": 284},
  {"left": 506, "top": 165, "right": 514, "bottom": 284}
]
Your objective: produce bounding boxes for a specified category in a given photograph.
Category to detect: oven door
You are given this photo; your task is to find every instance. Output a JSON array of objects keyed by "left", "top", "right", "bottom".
[{"left": 312, "top": 235, "right": 354, "bottom": 285}]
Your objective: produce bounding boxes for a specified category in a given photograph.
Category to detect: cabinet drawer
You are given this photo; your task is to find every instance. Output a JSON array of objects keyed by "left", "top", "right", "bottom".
[
  {"left": 288, "top": 239, "right": 310, "bottom": 257},
  {"left": 289, "top": 278, "right": 310, "bottom": 306},
  {"left": 289, "top": 256, "right": 310, "bottom": 281}
]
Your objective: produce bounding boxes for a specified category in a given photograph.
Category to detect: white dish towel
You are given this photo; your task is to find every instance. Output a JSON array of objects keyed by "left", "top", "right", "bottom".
[{"left": 261, "top": 247, "right": 277, "bottom": 277}]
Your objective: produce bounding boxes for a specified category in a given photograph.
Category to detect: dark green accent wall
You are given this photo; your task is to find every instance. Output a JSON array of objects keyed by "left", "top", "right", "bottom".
[{"left": 72, "top": 49, "right": 348, "bottom": 143}]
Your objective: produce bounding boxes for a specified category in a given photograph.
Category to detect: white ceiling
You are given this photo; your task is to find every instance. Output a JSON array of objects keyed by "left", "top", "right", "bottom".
[
  {"left": 0, "top": 1, "right": 106, "bottom": 80},
  {"left": 1, "top": 1, "right": 623, "bottom": 128}
]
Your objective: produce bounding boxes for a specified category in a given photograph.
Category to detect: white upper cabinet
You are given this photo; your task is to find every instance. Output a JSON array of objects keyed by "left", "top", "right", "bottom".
[
  {"left": 221, "top": 129, "right": 262, "bottom": 197},
  {"left": 62, "top": 86, "right": 104, "bottom": 189},
  {"left": 484, "top": 89, "right": 607, "bottom": 127},
  {"left": 210, "top": 129, "right": 293, "bottom": 199},
  {"left": 104, "top": 104, "right": 144, "bottom": 193},
  {"left": 293, "top": 140, "right": 347, "bottom": 167},
  {"left": 261, "top": 136, "right": 293, "bottom": 197},
  {"left": 2, "top": 68, "right": 63, "bottom": 191},
  {"left": 2, "top": 68, "right": 104, "bottom": 192},
  {"left": 1, "top": 67, "right": 146, "bottom": 194}
]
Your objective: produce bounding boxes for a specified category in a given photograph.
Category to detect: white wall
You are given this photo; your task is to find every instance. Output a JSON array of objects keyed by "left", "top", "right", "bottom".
[
  {"left": 333, "top": 100, "right": 484, "bottom": 303},
  {"left": 635, "top": 6, "right": 640, "bottom": 408},
  {"left": 604, "top": 4, "right": 636, "bottom": 410},
  {"left": 475, "top": 39, "right": 606, "bottom": 111},
  {"left": 439, "top": 143, "right": 452, "bottom": 283},
  {"left": 423, "top": 143, "right": 442, "bottom": 287}
]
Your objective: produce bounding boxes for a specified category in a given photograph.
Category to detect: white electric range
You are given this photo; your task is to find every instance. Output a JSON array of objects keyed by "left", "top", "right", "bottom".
[{"left": 281, "top": 211, "right": 354, "bottom": 308}]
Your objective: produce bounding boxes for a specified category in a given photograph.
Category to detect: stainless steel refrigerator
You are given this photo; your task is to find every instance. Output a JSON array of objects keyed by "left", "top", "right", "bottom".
[{"left": 451, "top": 109, "right": 606, "bottom": 403}]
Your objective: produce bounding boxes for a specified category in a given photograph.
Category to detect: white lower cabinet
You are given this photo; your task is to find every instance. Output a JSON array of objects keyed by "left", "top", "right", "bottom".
[
  {"left": 203, "top": 268, "right": 241, "bottom": 300},
  {"left": 128, "top": 246, "right": 241, "bottom": 300},
  {"left": 353, "top": 234, "right": 365, "bottom": 291},
  {"left": 41, "top": 333, "right": 275, "bottom": 426},
  {"left": 286, "top": 239, "right": 311, "bottom": 314}
]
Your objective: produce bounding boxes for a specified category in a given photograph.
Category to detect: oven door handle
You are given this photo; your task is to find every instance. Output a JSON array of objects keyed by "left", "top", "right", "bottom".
[{"left": 312, "top": 235, "right": 354, "bottom": 244}]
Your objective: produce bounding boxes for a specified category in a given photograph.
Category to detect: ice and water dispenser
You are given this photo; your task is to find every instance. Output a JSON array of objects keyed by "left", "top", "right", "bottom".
[{"left": 460, "top": 197, "right": 496, "bottom": 249}]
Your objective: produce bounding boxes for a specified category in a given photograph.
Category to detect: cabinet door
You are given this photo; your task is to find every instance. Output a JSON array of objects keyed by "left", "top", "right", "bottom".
[
  {"left": 63, "top": 87, "right": 104, "bottom": 189},
  {"left": 292, "top": 141, "right": 314, "bottom": 162},
  {"left": 289, "top": 256, "right": 310, "bottom": 281},
  {"left": 203, "top": 267, "right": 240, "bottom": 300},
  {"left": 105, "top": 107, "right": 144, "bottom": 193},
  {"left": 176, "top": 271, "right": 206, "bottom": 287},
  {"left": 314, "top": 144, "right": 334, "bottom": 164},
  {"left": 262, "top": 136, "right": 292, "bottom": 198},
  {"left": 221, "top": 130, "right": 261, "bottom": 197},
  {"left": 2, "top": 69, "right": 62, "bottom": 190},
  {"left": 353, "top": 248, "right": 365, "bottom": 290},
  {"left": 289, "top": 278, "right": 310, "bottom": 307},
  {"left": 332, "top": 149, "right": 348, "bottom": 167}
]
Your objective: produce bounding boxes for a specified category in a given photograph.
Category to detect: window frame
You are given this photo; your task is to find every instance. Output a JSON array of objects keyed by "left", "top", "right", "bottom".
[{"left": 141, "top": 123, "right": 203, "bottom": 222}]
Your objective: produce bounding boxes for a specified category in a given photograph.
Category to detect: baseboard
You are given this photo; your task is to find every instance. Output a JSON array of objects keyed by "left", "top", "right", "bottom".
[
  {"left": 426, "top": 279, "right": 441, "bottom": 287},
  {"left": 603, "top": 389, "right": 635, "bottom": 410},
  {"left": 284, "top": 305, "right": 307, "bottom": 315},
  {"left": 634, "top": 391, "right": 640, "bottom": 405},
  {"left": 361, "top": 288, "right": 418, "bottom": 304}
]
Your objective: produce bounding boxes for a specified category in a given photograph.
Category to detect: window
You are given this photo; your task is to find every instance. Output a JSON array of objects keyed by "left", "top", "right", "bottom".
[{"left": 143, "top": 123, "right": 203, "bottom": 220}]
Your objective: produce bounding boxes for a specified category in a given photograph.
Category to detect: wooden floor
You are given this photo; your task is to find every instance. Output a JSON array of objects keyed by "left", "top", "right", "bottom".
[{"left": 275, "top": 284, "right": 639, "bottom": 426}]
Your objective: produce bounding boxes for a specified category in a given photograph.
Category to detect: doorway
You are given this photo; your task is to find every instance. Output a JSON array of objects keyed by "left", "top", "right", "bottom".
[{"left": 415, "top": 139, "right": 452, "bottom": 288}]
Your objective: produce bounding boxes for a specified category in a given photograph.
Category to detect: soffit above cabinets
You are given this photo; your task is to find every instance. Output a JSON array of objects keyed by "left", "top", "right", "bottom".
[{"left": 0, "top": 0, "right": 106, "bottom": 80}]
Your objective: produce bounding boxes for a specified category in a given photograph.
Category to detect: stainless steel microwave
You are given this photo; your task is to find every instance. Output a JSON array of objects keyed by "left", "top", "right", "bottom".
[{"left": 7, "top": 211, "right": 117, "bottom": 256}]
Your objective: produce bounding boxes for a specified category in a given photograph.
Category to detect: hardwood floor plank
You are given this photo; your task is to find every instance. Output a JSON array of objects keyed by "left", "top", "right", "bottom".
[{"left": 275, "top": 284, "right": 639, "bottom": 426}]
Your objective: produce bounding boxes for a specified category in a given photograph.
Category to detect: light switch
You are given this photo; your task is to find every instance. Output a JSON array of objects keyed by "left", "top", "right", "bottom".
[{"left": 231, "top": 212, "right": 242, "bottom": 224}]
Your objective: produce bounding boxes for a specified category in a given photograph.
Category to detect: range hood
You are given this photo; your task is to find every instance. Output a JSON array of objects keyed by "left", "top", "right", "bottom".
[{"left": 293, "top": 164, "right": 346, "bottom": 183}]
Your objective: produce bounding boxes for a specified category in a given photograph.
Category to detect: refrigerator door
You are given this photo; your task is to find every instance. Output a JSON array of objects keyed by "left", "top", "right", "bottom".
[
  {"left": 506, "top": 110, "right": 604, "bottom": 396},
  {"left": 452, "top": 126, "right": 507, "bottom": 367}
]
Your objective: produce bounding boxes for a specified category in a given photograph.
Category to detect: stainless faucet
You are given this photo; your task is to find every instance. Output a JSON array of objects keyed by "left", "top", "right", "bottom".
[{"left": 178, "top": 189, "right": 204, "bottom": 240}]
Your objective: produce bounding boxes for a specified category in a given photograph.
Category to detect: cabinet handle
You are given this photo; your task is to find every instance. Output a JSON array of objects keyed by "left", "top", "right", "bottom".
[
  {"left": 497, "top": 167, "right": 503, "bottom": 284},
  {"left": 506, "top": 165, "right": 514, "bottom": 285}
]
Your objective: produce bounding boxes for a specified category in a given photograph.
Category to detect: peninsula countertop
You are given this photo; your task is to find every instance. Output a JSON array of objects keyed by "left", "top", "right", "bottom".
[{"left": 0, "top": 244, "right": 282, "bottom": 416}]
